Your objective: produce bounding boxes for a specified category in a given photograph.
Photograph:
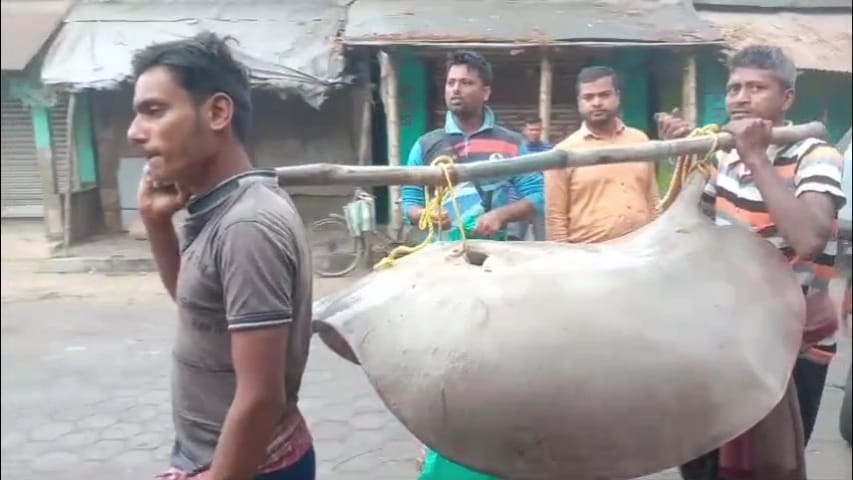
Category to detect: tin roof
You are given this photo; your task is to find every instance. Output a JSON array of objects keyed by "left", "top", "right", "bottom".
[
  {"left": 698, "top": 10, "right": 852, "bottom": 72},
  {"left": 39, "top": 0, "right": 349, "bottom": 107},
  {"left": 344, "top": 0, "right": 722, "bottom": 46},
  {"left": 0, "top": 1, "right": 71, "bottom": 71}
]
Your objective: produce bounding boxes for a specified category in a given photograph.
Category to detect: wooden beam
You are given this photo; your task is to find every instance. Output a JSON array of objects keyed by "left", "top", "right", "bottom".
[
  {"left": 378, "top": 51, "right": 403, "bottom": 232},
  {"left": 357, "top": 59, "right": 373, "bottom": 167},
  {"left": 276, "top": 122, "right": 826, "bottom": 187},
  {"left": 62, "top": 93, "right": 77, "bottom": 252},
  {"left": 538, "top": 51, "right": 553, "bottom": 141},
  {"left": 682, "top": 54, "right": 698, "bottom": 127}
]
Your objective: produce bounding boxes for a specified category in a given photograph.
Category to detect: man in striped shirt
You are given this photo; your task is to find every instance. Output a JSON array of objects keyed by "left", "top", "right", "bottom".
[{"left": 659, "top": 45, "right": 846, "bottom": 480}]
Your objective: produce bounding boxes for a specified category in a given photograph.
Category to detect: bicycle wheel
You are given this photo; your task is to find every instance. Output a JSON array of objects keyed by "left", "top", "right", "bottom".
[{"left": 309, "top": 215, "right": 365, "bottom": 277}]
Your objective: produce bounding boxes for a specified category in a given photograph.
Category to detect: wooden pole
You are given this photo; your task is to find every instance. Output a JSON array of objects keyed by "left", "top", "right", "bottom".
[
  {"left": 379, "top": 51, "right": 403, "bottom": 233},
  {"left": 357, "top": 59, "right": 373, "bottom": 167},
  {"left": 276, "top": 122, "right": 826, "bottom": 187},
  {"left": 62, "top": 93, "right": 77, "bottom": 253},
  {"left": 682, "top": 54, "right": 698, "bottom": 127},
  {"left": 538, "top": 51, "right": 553, "bottom": 142}
]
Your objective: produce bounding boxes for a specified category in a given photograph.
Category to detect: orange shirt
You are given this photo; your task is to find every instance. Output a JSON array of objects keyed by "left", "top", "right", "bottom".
[{"left": 545, "top": 121, "right": 659, "bottom": 243}]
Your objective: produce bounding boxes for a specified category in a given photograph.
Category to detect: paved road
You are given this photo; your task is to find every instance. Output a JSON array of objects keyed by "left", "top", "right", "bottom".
[{"left": 1, "top": 267, "right": 851, "bottom": 479}]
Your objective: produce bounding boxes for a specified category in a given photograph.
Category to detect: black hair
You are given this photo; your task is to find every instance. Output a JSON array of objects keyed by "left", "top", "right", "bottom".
[
  {"left": 446, "top": 50, "right": 493, "bottom": 86},
  {"left": 524, "top": 115, "right": 543, "bottom": 124},
  {"left": 576, "top": 66, "right": 621, "bottom": 92},
  {"left": 728, "top": 45, "right": 798, "bottom": 90},
  {"left": 131, "top": 31, "right": 252, "bottom": 144}
]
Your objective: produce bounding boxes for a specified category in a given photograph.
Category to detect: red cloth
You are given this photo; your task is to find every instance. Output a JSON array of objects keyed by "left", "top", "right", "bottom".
[{"left": 716, "top": 293, "right": 835, "bottom": 480}]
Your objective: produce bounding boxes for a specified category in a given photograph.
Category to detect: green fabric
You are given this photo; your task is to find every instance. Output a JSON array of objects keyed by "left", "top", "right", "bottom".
[{"left": 419, "top": 448, "right": 500, "bottom": 480}]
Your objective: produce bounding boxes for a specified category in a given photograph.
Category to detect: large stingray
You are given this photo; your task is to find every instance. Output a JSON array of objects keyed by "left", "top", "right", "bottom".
[{"left": 312, "top": 171, "right": 806, "bottom": 480}]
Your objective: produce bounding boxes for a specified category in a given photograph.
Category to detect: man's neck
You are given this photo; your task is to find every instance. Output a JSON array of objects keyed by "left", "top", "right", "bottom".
[
  {"left": 183, "top": 143, "right": 253, "bottom": 196},
  {"left": 586, "top": 118, "right": 621, "bottom": 138},
  {"left": 454, "top": 110, "right": 485, "bottom": 135}
]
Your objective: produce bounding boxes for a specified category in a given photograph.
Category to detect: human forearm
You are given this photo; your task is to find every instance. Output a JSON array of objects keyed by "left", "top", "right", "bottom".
[
  {"left": 750, "top": 157, "right": 831, "bottom": 257},
  {"left": 497, "top": 199, "right": 536, "bottom": 224},
  {"left": 143, "top": 219, "right": 181, "bottom": 299},
  {"left": 209, "top": 392, "right": 282, "bottom": 480}
]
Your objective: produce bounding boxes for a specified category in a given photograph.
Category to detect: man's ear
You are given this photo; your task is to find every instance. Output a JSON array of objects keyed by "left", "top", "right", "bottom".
[
  {"left": 781, "top": 88, "right": 795, "bottom": 113},
  {"left": 206, "top": 92, "right": 234, "bottom": 134}
]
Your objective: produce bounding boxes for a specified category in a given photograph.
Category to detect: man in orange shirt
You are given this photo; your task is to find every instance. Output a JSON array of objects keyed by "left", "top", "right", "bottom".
[{"left": 545, "top": 66, "right": 659, "bottom": 243}]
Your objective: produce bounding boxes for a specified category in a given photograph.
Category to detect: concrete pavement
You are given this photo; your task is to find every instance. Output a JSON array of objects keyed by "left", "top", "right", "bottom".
[{"left": 1, "top": 267, "right": 851, "bottom": 479}]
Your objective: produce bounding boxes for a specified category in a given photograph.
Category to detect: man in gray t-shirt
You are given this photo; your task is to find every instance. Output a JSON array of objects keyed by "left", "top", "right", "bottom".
[{"left": 128, "top": 32, "right": 315, "bottom": 479}]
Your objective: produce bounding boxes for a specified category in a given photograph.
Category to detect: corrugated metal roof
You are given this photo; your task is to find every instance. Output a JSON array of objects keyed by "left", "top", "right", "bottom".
[
  {"left": 0, "top": 0, "right": 71, "bottom": 71},
  {"left": 40, "top": 0, "right": 349, "bottom": 108},
  {"left": 698, "top": 10, "right": 852, "bottom": 72},
  {"left": 344, "top": 0, "right": 722, "bottom": 46},
  {"left": 693, "top": 0, "right": 851, "bottom": 8}
]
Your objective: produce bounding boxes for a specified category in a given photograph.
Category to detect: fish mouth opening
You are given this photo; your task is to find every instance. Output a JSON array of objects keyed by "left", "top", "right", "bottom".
[{"left": 464, "top": 247, "right": 489, "bottom": 267}]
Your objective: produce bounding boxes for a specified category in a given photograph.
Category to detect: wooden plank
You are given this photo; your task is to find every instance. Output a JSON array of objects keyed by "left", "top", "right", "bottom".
[
  {"left": 538, "top": 51, "right": 553, "bottom": 140},
  {"left": 275, "top": 122, "right": 827, "bottom": 187},
  {"left": 379, "top": 51, "right": 403, "bottom": 233}
]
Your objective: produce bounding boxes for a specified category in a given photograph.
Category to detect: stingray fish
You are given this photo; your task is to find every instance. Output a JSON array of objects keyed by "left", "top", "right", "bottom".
[{"left": 312, "top": 172, "right": 805, "bottom": 480}]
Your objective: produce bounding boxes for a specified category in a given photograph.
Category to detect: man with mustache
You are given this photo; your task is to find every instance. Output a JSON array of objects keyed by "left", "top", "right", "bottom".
[
  {"left": 402, "top": 49, "right": 543, "bottom": 480},
  {"left": 658, "top": 45, "right": 846, "bottom": 480},
  {"left": 545, "top": 66, "right": 660, "bottom": 244},
  {"left": 401, "top": 50, "right": 544, "bottom": 244},
  {"left": 130, "top": 32, "right": 316, "bottom": 480}
]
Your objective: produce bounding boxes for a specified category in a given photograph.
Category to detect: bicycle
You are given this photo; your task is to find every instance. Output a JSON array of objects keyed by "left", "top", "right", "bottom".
[{"left": 309, "top": 188, "right": 420, "bottom": 277}]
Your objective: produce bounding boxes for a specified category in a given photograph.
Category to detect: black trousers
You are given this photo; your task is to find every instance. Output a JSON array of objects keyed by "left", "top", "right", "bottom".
[{"left": 679, "top": 346, "right": 834, "bottom": 480}]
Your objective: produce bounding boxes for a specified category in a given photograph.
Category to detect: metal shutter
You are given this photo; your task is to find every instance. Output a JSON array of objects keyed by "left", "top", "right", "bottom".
[{"left": 1, "top": 98, "right": 42, "bottom": 217}]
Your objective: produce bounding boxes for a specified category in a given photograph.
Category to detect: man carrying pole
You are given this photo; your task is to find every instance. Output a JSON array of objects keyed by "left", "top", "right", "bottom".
[
  {"left": 658, "top": 45, "right": 846, "bottom": 480},
  {"left": 400, "top": 50, "right": 544, "bottom": 244},
  {"left": 401, "top": 49, "right": 543, "bottom": 480}
]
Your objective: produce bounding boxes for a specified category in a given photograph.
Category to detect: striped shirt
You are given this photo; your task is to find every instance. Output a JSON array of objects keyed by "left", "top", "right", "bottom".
[{"left": 701, "top": 137, "right": 846, "bottom": 295}]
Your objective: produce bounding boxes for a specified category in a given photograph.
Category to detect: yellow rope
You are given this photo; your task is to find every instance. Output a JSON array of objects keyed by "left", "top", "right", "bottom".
[
  {"left": 373, "top": 155, "right": 467, "bottom": 270},
  {"left": 657, "top": 124, "right": 720, "bottom": 212},
  {"left": 373, "top": 125, "right": 722, "bottom": 270}
]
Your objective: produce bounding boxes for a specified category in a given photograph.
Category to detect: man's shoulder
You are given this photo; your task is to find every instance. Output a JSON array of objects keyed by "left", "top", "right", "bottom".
[
  {"left": 490, "top": 125, "right": 525, "bottom": 144},
  {"left": 780, "top": 137, "right": 840, "bottom": 161},
  {"left": 622, "top": 126, "right": 649, "bottom": 141},
  {"left": 416, "top": 128, "right": 451, "bottom": 148},
  {"left": 219, "top": 183, "right": 303, "bottom": 238},
  {"left": 556, "top": 130, "right": 586, "bottom": 150}
]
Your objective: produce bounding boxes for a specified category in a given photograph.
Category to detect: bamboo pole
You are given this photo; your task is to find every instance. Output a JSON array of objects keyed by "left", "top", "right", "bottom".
[
  {"left": 378, "top": 51, "right": 403, "bottom": 233},
  {"left": 276, "top": 122, "right": 826, "bottom": 187},
  {"left": 538, "top": 51, "right": 553, "bottom": 141}
]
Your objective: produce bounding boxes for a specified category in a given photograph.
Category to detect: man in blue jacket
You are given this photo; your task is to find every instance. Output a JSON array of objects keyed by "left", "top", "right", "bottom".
[{"left": 401, "top": 50, "right": 544, "bottom": 242}]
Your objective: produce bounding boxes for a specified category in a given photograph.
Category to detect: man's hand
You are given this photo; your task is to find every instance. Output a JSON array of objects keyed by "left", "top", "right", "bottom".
[
  {"left": 138, "top": 164, "right": 189, "bottom": 225},
  {"left": 408, "top": 206, "right": 451, "bottom": 230},
  {"left": 475, "top": 210, "right": 505, "bottom": 237},
  {"left": 656, "top": 108, "right": 693, "bottom": 140},
  {"left": 726, "top": 118, "right": 772, "bottom": 170}
]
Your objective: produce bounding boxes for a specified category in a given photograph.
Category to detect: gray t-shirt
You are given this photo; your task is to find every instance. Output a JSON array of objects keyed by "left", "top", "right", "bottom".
[{"left": 170, "top": 170, "right": 313, "bottom": 471}]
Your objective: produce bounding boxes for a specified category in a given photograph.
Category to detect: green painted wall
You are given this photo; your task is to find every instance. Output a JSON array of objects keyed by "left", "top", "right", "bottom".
[
  {"left": 788, "top": 72, "right": 852, "bottom": 143},
  {"left": 30, "top": 105, "right": 53, "bottom": 151},
  {"left": 613, "top": 49, "right": 652, "bottom": 134},
  {"left": 390, "top": 48, "right": 429, "bottom": 222},
  {"left": 74, "top": 91, "right": 98, "bottom": 185},
  {"left": 697, "top": 53, "right": 729, "bottom": 127},
  {"left": 396, "top": 48, "right": 429, "bottom": 166}
]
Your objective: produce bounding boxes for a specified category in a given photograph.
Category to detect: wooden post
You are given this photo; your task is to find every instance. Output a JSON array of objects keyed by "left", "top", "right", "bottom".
[
  {"left": 379, "top": 50, "right": 403, "bottom": 234},
  {"left": 682, "top": 54, "right": 698, "bottom": 127},
  {"left": 357, "top": 59, "right": 373, "bottom": 167},
  {"left": 63, "top": 93, "right": 77, "bottom": 252},
  {"left": 539, "top": 51, "right": 553, "bottom": 142}
]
